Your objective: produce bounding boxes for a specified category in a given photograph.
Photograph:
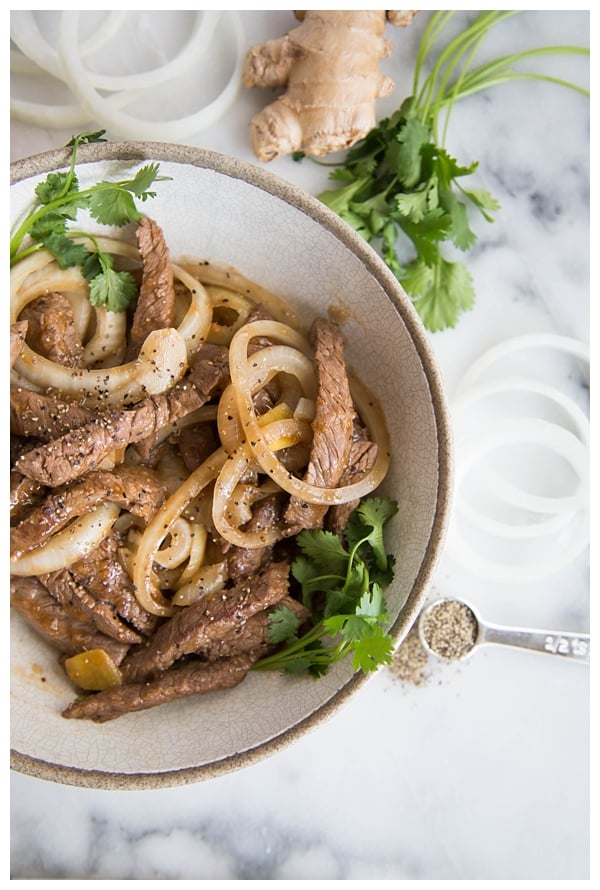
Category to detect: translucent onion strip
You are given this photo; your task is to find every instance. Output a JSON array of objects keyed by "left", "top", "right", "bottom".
[
  {"left": 172, "top": 562, "right": 228, "bottom": 607},
  {"left": 10, "top": 503, "right": 120, "bottom": 576},
  {"left": 175, "top": 523, "right": 208, "bottom": 586},
  {"left": 14, "top": 326, "right": 189, "bottom": 409},
  {"left": 192, "top": 263, "right": 303, "bottom": 330},
  {"left": 206, "top": 285, "right": 255, "bottom": 345},
  {"left": 83, "top": 308, "right": 127, "bottom": 367},
  {"left": 170, "top": 263, "right": 213, "bottom": 351},
  {"left": 212, "top": 414, "right": 314, "bottom": 548},
  {"left": 132, "top": 449, "right": 227, "bottom": 616},
  {"left": 152, "top": 518, "right": 193, "bottom": 569},
  {"left": 228, "top": 322, "right": 390, "bottom": 505}
]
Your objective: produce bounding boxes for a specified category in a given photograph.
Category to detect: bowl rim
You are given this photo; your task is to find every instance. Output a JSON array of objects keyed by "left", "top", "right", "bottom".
[{"left": 10, "top": 141, "right": 453, "bottom": 789}]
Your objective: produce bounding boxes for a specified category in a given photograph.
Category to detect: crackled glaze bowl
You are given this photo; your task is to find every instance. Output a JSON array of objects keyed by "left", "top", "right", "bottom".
[{"left": 10, "top": 142, "right": 452, "bottom": 789}]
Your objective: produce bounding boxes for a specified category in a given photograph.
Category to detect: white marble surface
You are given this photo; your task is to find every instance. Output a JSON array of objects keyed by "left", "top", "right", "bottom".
[{"left": 10, "top": 9, "right": 590, "bottom": 881}]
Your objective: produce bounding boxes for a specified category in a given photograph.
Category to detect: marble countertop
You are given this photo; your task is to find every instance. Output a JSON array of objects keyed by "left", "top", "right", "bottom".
[{"left": 9, "top": 10, "right": 590, "bottom": 881}]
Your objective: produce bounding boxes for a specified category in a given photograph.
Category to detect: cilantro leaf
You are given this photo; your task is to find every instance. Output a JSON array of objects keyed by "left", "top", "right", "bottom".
[
  {"left": 409, "top": 257, "right": 475, "bottom": 332},
  {"left": 295, "top": 529, "right": 350, "bottom": 577},
  {"left": 267, "top": 605, "right": 302, "bottom": 644},
  {"left": 10, "top": 132, "right": 171, "bottom": 314},
  {"left": 88, "top": 184, "right": 142, "bottom": 227},
  {"left": 253, "top": 497, "right": 398, "bottom": 678},
  {"left": 87, "top": 258, "right": 138, "bottom": 313},
  {"left": 39, "top": 231, "right": 90, "bottom": 269},
  {"left": 346, "top": 497, "right": 398, "bottom": 570},
  {"left": 35, "top": 171, "right": 79, "bottom": 205},
  {"left": 314, "top": 11, "right": 587, "bottom": 332}
]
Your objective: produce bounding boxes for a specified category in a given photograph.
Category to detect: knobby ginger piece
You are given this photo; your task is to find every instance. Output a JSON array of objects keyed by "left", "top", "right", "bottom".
[{"left": 242, "top": 10, "right": 418, "bottom": 162}]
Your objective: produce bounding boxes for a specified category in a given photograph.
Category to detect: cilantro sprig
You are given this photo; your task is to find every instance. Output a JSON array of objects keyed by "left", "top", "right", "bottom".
[
  {"left": 317, "top": 11, "right": 589, "bottom": 332},
  {"left": 253, "top": 496, "right": 398, "bottom": 677},
  {"left": 10, "top": 130, "right": 171, "bottom": 313}
]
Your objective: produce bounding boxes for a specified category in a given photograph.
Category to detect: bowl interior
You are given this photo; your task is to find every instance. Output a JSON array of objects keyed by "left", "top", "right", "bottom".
[{"left": 10, "top": 143, "right": 452, "bottom": 788}]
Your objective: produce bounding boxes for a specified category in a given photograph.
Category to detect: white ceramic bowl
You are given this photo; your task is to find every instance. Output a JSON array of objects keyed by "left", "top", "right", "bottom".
[{"left": 10, "top": 142, "right": 452, "bottom": 789}]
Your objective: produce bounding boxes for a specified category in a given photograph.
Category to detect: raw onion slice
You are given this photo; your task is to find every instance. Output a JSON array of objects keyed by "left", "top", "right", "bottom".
[
  {"left": 446, "top": 334, "right": 590, "bottom": 582},
  {"left": 10, "top": 10, "right": 129, "bottom": 81},
  {"left": 57, "top": 10, "right": 246, "bottom": 141},
  {"left": 455, "top": 333, "right": 590, "bottom": 394}
]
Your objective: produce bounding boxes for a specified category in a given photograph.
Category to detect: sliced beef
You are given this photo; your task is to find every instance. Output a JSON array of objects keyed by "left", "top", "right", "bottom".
[
  {"left": 10, "top": 321, "right": 28, "bottom": 368},
  {"left": 10, "top": 470, "right": 46, "bottom": 525},
  {"left": 284, "top": 317, "right": 355, "bottom": 533},
  {"left": 326, "top": 415, "right": 378, "bottom": 536},
  {"left": 41, "top": 567, "right": 144, "bottom": 646},
  {"left": 130, "top": 217, "right": 176, "bottom": 353},
  {"left": 14, "top": 342, "right": 229, "bottom": 488},
  {"left": 68, "top": 533, "right": 161, "bottom": 639},
  {"left": 40, "top": 531, "right": 160, "bottom": 644},
  {"left": 10, "top": 386, "right": 97, "bottom": 442},
  {"left": 121, "top": 560, "right": 290, "bottom": 683},
  {"left": 61, "top": 653, "right": 254, "bottom": 723},
  {"left": 226, "top": 494, "right": 286, "bottom": 580},
  {"left": 10, "top": 465, "right": 166, "bottom": 559},
  {"left": 176, "top": 422, "right": 218, "bottom": 472},
  {"left": 10, "top": 575, "right": 130, "bottom": 665},
  {"left": 19, "top": 292, "right": 85, "bottom": 368},
  {"left": 197, "top": 594, "right": 309, "bottom": 661}
]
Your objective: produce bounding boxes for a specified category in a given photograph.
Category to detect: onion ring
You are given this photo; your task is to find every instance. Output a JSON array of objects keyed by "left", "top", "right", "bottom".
[
  {"left": 57, "top": 11, "right": 246, "bottom": 141},
  {"left": 228, "top": 321, "right": 391, "bottom": 505},
  {"left": 10, "top": 11, "right": 129, "bottom": 81},
  {"left": 455, "top": 333, "right": 590, "bottom": 394}
]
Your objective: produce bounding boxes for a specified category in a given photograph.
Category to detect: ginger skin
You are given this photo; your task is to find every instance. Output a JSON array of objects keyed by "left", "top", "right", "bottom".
[{"left": 242, "top": 10, "right": 418, "bottom": 162}]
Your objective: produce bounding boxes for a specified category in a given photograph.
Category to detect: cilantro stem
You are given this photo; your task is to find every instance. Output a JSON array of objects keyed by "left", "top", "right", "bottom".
[{"left": 11, "top": 181, "right": 129, "bottom": 263}]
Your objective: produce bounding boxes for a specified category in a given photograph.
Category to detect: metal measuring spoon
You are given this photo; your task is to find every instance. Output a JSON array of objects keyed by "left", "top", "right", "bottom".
[{"left": 418, "top": 597, "right": 590, "bottom": 664}]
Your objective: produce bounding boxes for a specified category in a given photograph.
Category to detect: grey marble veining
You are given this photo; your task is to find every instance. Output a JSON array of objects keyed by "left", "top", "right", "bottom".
[{"left": 10, "top": 9, "right": 590, "bottom": 881}]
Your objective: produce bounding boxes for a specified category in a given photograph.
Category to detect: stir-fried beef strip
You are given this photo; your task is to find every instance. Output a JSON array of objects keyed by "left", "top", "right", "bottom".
[
  {"left": 19, "top": 292, "right": 85, "bottom": 368},
  {"left": 226, "top": 493, "right": 286, "bottom": 580},
  {"left": 10, "top": 321, "right": 28, "bottom": 368},
  {"left": 10, "top": 575, "right": 131, "bottom": 665},
  {"left": 130, "top": 217, "right": 176, "bottom": 353},
  {"left": 41, "top": 533, "right": 161, "bottom": 644},
  {"left": 175, "top": 421, "right": 218, "bottom": 472},
  {"left": 68, "top": 533, "right": 162, "bottom": 638},
  {"left": 121, "top": 560, "right": 290, "bottom": 683},
  {"left": 62, "top": 653, "right": 255, "bottom": 723},
  {"left": 10, "top": 465, "right": 167, "bottom": 559},
  {"left": 41, "top": 567, "right": 144, "bottom": 645},
  {"left": 284, "top": 317, "right": 355, "bottom": 534},
  {"left": 326, "top": 415, "right": 378, "bottom": 536},
  {"left": 10, "top": 386, "right": 98, "bottom": 442},
  {"left": 10, "top": 470, "right": 46, "bottom": 525},
  {"left": 197, "top": 594, "right": 310, "bottom": 661},
  {"left": 14, "top": 342, "right": 230, "bottom": 488}
]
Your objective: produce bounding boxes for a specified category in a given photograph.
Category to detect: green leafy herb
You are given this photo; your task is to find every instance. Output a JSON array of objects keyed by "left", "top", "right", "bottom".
[
  {"left": 317, "top": 11, "right": 589, "bottom": 332},
  {"left": 253, "top": 496, "right": 398, "bottom": 678},
  {"left": 10, "top": 130, "right": 171, "bottom": 312}
]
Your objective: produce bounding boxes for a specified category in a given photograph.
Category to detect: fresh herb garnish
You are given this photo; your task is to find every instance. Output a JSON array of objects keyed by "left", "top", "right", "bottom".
[
  {"left": 10, "top": 129, "right": 171, "bottom": 313},
  {"left": 317, "top": 11, "right": 589, "bottom": 331},
  {"left": 253, "top": 496, "right": 398, "bottom": 677}
]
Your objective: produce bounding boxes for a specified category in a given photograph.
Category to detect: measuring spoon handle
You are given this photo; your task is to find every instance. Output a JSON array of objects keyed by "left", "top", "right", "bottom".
[{"left": 480, "top": 624, "right": 590, "bottom": 663}]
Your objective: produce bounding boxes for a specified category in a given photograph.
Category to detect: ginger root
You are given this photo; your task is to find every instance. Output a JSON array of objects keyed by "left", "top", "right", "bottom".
[{"left": 242, "top": 10, "right": 418, "bottom": 162}]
